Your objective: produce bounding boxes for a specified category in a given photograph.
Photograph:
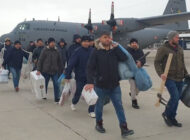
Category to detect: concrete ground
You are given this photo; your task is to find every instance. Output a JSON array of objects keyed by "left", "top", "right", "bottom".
[{"left": 0, "top": 50, "right": 190, "bottom": 140}]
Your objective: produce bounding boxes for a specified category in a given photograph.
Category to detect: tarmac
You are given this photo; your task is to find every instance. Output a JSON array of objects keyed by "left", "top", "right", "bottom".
[{"left": 0, "top": 49, "right": 190, "bottom": 140}]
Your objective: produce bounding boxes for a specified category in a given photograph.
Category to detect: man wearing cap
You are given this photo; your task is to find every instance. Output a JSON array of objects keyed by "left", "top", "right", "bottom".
[
  {"left": 26, "top": 41, "right": 36, "bottom": 53},
  {"left": 85, "top": 31, "right": 134, "bottom": 137},
  {"left": 126, "top": 38, "right": 146, "bottom": 109},
  {"left": 37, "top": 37, "right": 63, "bottom": 103},
  {"left": 154, "top": 31, "right": 188, "bottom": 127},
  {"left": 66, "top": 34, "right": 81, "bottom": 62},
  {"left": 89, "top": 35, "right": 95, "bottom": 48},
  {"left": 57, "top": 38, "right": 67, "bottom": 74},
  {"left": 2, "top": 41, "right": 29, "bottom": 92},
  {"left": 65, "top": 35, "right": 95, "bottom": 118},
  {"left": 32, "top": 39, "right": 44, "bottom": 70},
  {"left": 1, "top": 38, "right": 13, "bottom": 78}
]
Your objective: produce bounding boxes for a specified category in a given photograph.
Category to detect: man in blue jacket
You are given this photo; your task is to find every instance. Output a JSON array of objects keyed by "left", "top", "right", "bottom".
[
  {"left": 2, "top": 41, "right": 29, "bottom": 92},
  {"left": 66, "top": 34, "right": 81, "bottom": 62},
  {"left": 65, "top": 35, "right": 95, "bottom": 118}
]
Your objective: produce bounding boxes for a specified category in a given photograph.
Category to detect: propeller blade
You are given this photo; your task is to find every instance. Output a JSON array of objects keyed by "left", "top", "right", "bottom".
[
  {"left": 88, "top": 8, "right": 92, "bottom": 24},
  {"left": 110, "top": 1, "right": 114, "bottom": 20}
]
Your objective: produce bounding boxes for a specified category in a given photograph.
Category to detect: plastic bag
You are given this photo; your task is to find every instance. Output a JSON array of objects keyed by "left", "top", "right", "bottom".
[
  {"left": 59, "top": 82, "right": 71, "bottom": 106},
  {"left": 0, "top": 69, "right": 9, "bottom": 84},
  {"left": 21, "top": 52, "right": 33, "bottom": 79},
  {"left": 58, "top": 74, "right": 65, "bottom": 96},
  {"left": 181, "top": 78, "right": 190, "bottom": 107},
  {"left": 135, "top": 68, "right": 152, "bottom": 91},
  {"left": 82, "top": 87, "right": 98, "bottom": 105},
  {"left": 30, "top": 71, "right": 46, "bottom": 99},
  {"left": 70, "top": 79, "right": 76, "bottom": 97}
]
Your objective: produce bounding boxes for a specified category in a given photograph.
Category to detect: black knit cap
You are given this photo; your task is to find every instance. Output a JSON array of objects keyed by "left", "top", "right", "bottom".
[
  {"left": 81, "top": 35, "right": 90, "bottom": 42},
  {"left": 48, "top": 37, "right": 55, "bottom": 44},
  {"left": 37, "top": 38, "right": 43, "bottom": 42},
  {"left": 73, "top": 34, "right": 81, "bottom": 42},
  {"left": 14, "top": 40, "right": 21, "bottom": 45},
  {"left": 59, "top": 38, "right": 67, "bottom": 46},
  {"left": 130, "top": 38, "right": 138, "bottom": 44},
  {"left": 89, "top": 35, "right": 95, "bottom": 41}
]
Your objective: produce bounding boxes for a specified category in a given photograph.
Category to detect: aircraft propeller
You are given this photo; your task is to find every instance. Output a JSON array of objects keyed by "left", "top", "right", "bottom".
[
  {"left": 102, "top": 2, "right": 124, "bottom": 33},
  {"left": 82, "top": 9, "right": 97, "bottom": 34}
]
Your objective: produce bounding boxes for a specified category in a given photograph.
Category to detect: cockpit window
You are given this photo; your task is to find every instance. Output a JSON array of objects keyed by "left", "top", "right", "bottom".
[{"left": 15, "top": 23, "right": 30, "bottom": 31}]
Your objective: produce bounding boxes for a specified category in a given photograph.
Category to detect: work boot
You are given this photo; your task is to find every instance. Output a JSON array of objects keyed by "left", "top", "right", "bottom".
[
  {"left": 15, "top": 87, "right": 19, "bottom": 92},
  {"left": 162, "top": 113, "right": 173, "bottom": 127},
  {"left": 171, "top": 118, "right": 182, "bottom": 127},
  {"left": 95, "top": 120, "right": 106, "bottom": 133},
  {"left": 120, "top": 123, "right": 134, "bottom": 137},
  {"left": 132, "top": 99, "right": 140, "bottom": 109}
]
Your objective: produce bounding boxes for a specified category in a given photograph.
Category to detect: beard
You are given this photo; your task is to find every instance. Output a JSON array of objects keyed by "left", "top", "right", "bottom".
[{"left": 102, "top": 42, "right": 111, "bottom": 47}]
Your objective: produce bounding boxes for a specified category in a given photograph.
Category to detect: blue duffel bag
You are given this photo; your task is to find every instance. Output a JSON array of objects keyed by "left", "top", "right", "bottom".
[
  {"left": 135, "top": 68, "right": 152, "bottom": 91},
  {"left": 118, "top": 44, "right": 152, "bottom": 91},
  {"left": 118, "top": 44, "right": 138, "bottom": 80}
]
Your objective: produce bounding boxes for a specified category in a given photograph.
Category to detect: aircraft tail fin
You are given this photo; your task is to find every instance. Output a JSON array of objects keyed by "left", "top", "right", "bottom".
[
  {"left": 162, "top": 0, "right": 189, "bottom": 30},
  {"left": 163, "top": 0, "right": 187, "bottom": 14}
]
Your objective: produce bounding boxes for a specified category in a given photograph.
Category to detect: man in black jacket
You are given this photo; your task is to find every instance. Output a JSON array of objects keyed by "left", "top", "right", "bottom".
[
  {"left": 126, "top": 38, "right": 145, "bottom": 109},
  {"left": 57, "top": 38, "right": 67, "bottom": 74},
  {"left": 32, "top": 39, "right": 44, "bottom": 70},
  {"left": 85, "top": 32, "right": 134, "bottom": 137},
  {"left": 1, "top": 38, "right": 13, "bottom": 78},
  {"left": 26, "top": 41, "right": 36, "bottom": 53}
]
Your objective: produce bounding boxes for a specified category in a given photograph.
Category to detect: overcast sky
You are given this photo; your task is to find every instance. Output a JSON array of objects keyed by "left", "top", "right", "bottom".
[{"left": 0, "top": 0, "right": 190, "bottom": 36}]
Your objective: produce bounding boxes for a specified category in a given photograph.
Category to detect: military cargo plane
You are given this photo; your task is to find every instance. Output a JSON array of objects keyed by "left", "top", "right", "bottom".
[{"left": 0, "top": 0, "right": 190, "bottom": 49}]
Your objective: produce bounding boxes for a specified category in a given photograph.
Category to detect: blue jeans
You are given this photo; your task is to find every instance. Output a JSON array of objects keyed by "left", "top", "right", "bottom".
[
  {"left": 9, "top": 67, "right": 21, "bottom": 88},
  {"left": 165, "top": 79, "right": 184, "bottom": 119},
  {"left": 94, "top": 86, "right": 126, "bottom": 125},
  {"left": 72, "top": 80, "right": 95, "bottom": 113},
  {"left": 42, "top": 73, "right": 60, "bottom": 102},
  {"left": 6, "top": 65, "right": 10, "bottom": 76}
]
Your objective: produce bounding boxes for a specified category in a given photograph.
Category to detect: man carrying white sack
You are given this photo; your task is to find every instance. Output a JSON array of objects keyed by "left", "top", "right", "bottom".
[
  {"left": 65, "top": 35, "right": 95, "bottom": 118},
  {"left": 37, "top": 37, "right": 63, "bottom": 103},
  {"left": 85, "top": 31, "right": 134, "bottom": 138}
]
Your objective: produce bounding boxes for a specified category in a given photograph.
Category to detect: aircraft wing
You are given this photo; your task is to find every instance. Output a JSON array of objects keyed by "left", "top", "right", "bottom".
[{"left": 137, "top": 12, "right": 190, "bottom": 27}]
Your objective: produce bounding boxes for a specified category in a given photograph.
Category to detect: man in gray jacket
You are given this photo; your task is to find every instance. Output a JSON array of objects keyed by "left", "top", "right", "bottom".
[{"left": 37, "top": 37, "right": 63, "bottom": 103}]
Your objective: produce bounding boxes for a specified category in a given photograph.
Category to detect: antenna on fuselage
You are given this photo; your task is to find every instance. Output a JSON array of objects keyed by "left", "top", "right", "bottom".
[
  {"left": 33, "top": 18, "right": 35, "bottom": 21},
  {"left": 58, "top": 16, "right": 60, "bottom": 22}
]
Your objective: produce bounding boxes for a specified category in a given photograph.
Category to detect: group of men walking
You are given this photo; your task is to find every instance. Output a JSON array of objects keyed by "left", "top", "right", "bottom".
[{"left": 0, "top": 30, "right": 189, "bottom": 137}]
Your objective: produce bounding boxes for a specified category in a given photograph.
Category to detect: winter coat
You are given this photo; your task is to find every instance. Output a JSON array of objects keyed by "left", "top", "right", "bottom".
[
  {"left": 126, "top": 46, "right": 146, "bottom": 66},
  {"left": 57, "top": 45, "right": 67, "bottom": 70},
  {"left": 66, "top": 43, "right": 81, "bottom": 62},
  {"left": 65, "top": 46, "right": 93, "bottom": 82},
  {"left": 154, "top": 41, "right": 188, "bottom": 81},
  {"left": 3, "top": 47, "right": 29, "bottom": 70},
  {"left": 87, "top": 40, "right": 127, "bottom": 89},
  {"left": 37, "top": 46, "right": 63, "bottom": 75}
]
